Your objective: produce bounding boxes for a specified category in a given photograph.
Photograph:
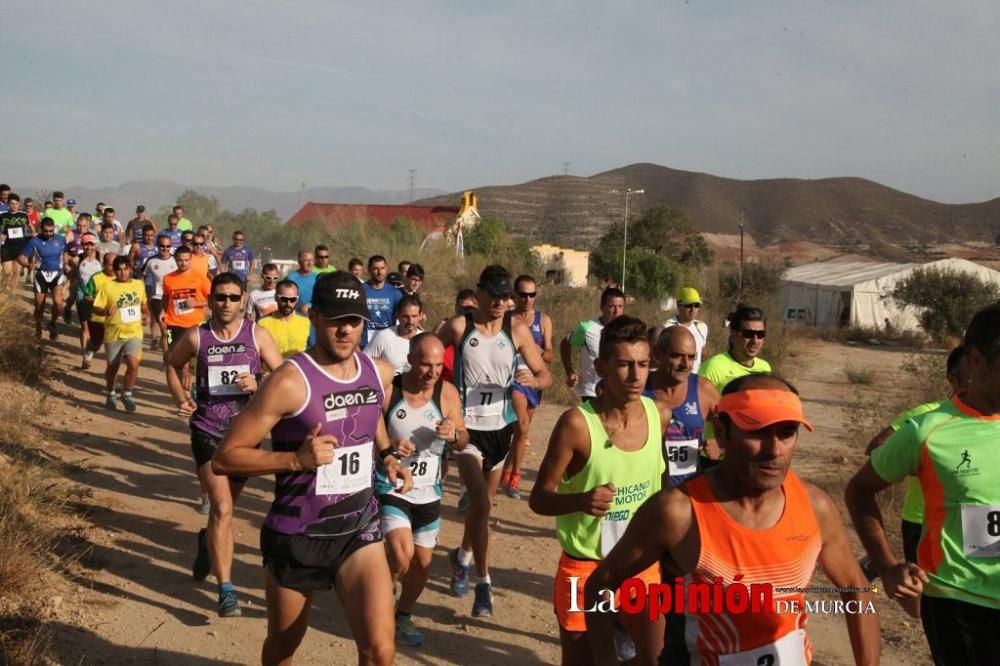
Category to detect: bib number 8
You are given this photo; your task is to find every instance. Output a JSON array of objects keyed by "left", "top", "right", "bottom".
[
  {"left": 988, "top": 511, "right": 1000, "bottom": 538},
  {"left": 219, "top": 369, "right": 241, "bottom": 385},
  {"left": 757, "top": 656, "right": 775, "bottom": 666}
]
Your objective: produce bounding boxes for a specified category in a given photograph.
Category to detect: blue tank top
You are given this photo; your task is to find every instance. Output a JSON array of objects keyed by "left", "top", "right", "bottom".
[
  {"left": 265, "top": 352, "right": 383, "bottom": 537},
  {"left": 529, "top": 310, "right": 544, "bottom": 347},
  {"left": 644, "top": 374, "right": 704, "bottom": 486},
  {"left": 161, "top": 228, "right": 183, "bottom": 249},
  {"left": 134, "top": 243, "right": 158, "bottom": 277},
  {"left": 190, "top": 320, "right": 263, "bottom": 438}
]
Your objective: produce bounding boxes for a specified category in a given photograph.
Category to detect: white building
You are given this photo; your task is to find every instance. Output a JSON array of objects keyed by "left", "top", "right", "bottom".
[{"left": 780, "top": 258, "right": 1000, "bottom": 330}]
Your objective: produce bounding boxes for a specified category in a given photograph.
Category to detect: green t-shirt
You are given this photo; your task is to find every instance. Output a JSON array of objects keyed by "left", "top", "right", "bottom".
[
  {"left": 890, "top": 401, "right": 944, "bottom": 524},
  {"left": 697, "top": 351, "right": 772, "bottom": 393},
  {"left": 46, "top": 208, "right": 74, "bottom": 235},
  {"left": 312, "top": 265, "right": 337, "bottom": 275},
  {"left": 871, "top": 397, "right": 1000, "bottom": 609},
  {"left": 177, "top": 217, "right": 194, "bottom": 232}
]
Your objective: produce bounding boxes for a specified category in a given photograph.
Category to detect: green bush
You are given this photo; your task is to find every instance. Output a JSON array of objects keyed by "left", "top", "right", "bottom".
[{"left": 887, "top": 266, "right": 1000, "bottom": 340}]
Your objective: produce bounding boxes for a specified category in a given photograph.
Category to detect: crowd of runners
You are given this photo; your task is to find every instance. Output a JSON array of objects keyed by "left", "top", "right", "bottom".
[{"left": 2, "top": 183, "right": 998, "bottom": 666}]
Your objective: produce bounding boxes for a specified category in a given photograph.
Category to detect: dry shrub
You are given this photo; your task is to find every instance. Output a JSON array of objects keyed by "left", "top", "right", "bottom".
[
  {"left": 0, "top": 297, "right": 46, "bottom": 382},
  {"left": 845, "top": 363, "right": 876, "bottom": 385}
]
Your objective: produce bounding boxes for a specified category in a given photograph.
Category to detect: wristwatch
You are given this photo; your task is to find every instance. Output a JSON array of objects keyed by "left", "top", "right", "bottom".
[{"left": 378, "top": 446, "right": 401, "bottom": 464}]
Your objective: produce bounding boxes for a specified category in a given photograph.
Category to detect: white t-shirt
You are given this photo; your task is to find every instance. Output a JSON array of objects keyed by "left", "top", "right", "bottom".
[
  {"left": 364, "top": 325, "right": 421, "bottom": 375},
  {"left": 566, "top": 318, "right": 604, "bottom": 399},
  {"left": 248, "top": 288, "right": 277, "bottom": 320},
  {"left": 664, "top": 316, "right": 709, "bottom": 373},
  {"left": 144, "top": 256, "right": 178, "bottom": 299}
]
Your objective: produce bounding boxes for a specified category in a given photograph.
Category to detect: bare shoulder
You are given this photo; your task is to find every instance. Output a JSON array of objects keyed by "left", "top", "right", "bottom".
[
  {"left": 440, "top": 380, "right": 461, "bottom": 405},
  {"left": 801, "top": 478, "right": 840, "bottom": 523},
  {"left": 551, "top": 406, "right": 588, "bottom": 445},
  {"left": 372, "top": 357, "right": 395, "bottom": 386}
]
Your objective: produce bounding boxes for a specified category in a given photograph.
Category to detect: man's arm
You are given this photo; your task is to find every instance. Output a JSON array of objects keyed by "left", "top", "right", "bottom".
[
  {"left": 698, "top": 376, "right": 721, "bottom": 459},
  {"left": 438, "top": 382, "right": 468, "bottom": 452},
  {"left": 540, "top": 312, "right": 555, "bottom": 364},
  {"left": 513, "top": 321, "right": 552, "bottom": 389},
  {"left": 864, "top": 426, "right": 894, "bottom": 456},
  {"left": 806, "top": 482, "right": 880, "bottom": 666},
  {"left": 16, "top": 239, "right": 34, "bottom": 268},
  {"left": 371, "top": 356, "right": 413, "bottom": 492},
  {"left": 529, "top": 408, "right": 607, "bottom": 516},
  {"left": 255, "top": 324, "right": 284, "bottom": 372},
  {"left": 435, "top": 315, "right": 465, "bottom": 350},
  {"left": 559, "top": 329, "right": 579, "bottom": 388},
  {"left": 164, "top": 327, "right": 200, "bottom": 416}
]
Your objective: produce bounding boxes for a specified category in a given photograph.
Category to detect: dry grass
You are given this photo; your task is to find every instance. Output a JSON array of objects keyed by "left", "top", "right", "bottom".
[
  {"left": 0, "top": 298, "right": 47, "bottom": 382},
  {"left": 845, "top": 363, "right": 876, "bottom": 385}
]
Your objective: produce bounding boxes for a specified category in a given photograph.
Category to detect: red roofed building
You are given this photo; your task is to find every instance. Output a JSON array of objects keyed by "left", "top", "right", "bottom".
[{"left": 286, "top": 202, "right": 459, "bottom": 232}]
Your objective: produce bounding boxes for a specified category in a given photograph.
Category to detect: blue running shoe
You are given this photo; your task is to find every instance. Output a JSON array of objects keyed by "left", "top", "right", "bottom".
[
  {"left": 218, "top": 589, "right": 241, "bottom": 617},
  {"left": 395, "top": 615, "right": 425, "bottom": 647},
  {"left": 472, "top": 582, "right": 493, "bottom": 618},
  {"left": 449, "top": 548, "right": 470, "bottom": 597}
]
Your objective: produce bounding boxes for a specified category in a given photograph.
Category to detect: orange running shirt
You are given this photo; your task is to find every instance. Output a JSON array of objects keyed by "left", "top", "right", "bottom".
[
  {"left": 663, "top": 471, "right": 821, "bottom": 665},
  {"left": 190, "top": 253, "right": 210, "bottom": 277},
  {"left": 162, "top": 270, "right": 211, "bottom": 328}
]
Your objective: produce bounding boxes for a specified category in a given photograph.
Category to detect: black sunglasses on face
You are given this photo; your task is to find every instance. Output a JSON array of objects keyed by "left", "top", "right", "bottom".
[
  {"left": 277, "top": 296, "right": 298, "bottom": 304},
  {"left": 213, "top": 294, "right": 242, "bottom": 303},
  {"left": 316, "top": 254, "right": 329, "bottom": 259},
  {"left": 739, "top": 329, "right": 766, "bottom": 339},
  {"left": 158, "top": 244, "right": 172, "bottom": 249},
  {"left": 682, "top": 302, "right": 701, "bottom": 308},
  {"left": 517, "top": 291, "right": 537, "bottom": 298},
  {"left": 262, "top": 275, "right": 279, "bottom": 281}
]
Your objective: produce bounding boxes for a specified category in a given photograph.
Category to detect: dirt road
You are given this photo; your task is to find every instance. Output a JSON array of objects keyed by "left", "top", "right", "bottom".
[{"left": 35, "top": 328, "right": 930, "bottom": 664}]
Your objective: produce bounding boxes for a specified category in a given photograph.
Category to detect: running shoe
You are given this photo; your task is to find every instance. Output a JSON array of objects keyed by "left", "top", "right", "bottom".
[
  {"left": 218, "top": 589, "right": 241, "bottom": 618},
  {"left": 193, "top": 528, "right": 211, "bottom": 581},
  {"left": 81, "top": 357, "right": 91, "bottom": 370},
  {"left": 448, "top": 548, "right": 470, "bottom": 597},
  {"left": 48, "top": 323, "right": 58, "bottom": 341},
  {"left": 395, "top": 615, "right": 425, "bottom": 647},
  {"left": 472, "top": 582, "right": 494, "bottom": 618},
  {"left": 197, "top": 495, "right": 211, "bottom": 515},
  {"left": 105, "top": 394, "right": 117, "bottom": 410},
  {"left": 504, "top": 474, "right": 522, "bottom": 500},
  {"left": 122, "top": 393, "right": 137, "bottom": 412},
  {"left": 614, "top": 623, "right": 637, "bottom": 662},
  {"left": 457, "top": 489, "right": 469, "bottom": 514}
]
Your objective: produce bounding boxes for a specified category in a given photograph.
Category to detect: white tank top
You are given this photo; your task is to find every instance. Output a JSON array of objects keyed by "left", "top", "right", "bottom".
[
  {"left": 455, "top": 312, "right": 516, "bottom": 430},
  {"left": 376, "top": 377, "right": 445, "bottom": 504}
]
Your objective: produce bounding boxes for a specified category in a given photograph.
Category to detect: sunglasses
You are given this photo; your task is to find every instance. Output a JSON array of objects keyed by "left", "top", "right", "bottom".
[
  {"left": 234, "top": 238, "right": 245, "bottom": 242},
  {"left": 316, "top": 254, "right": 330, "bottom": 259},
  {"left": 158, "top": 244, "right": 172, "bottom": 249},
  {"left": 83, "top": 242, "right": 95, "bottom": 246},
  {"left": 213, "top": 294, "right": 242, "bottom": 303},
  {"left": 277, "top": 296, "right": 299, "bottom": 304},
  {"left": 517, "top": 291, "right": 537, "bottom": 298},
  {"left": 262, "top": 275, "right": 279, "bottom": 281},
  {"left": 739, "top": 329, "right": 767, "bottom": 339},
  {"left": 682, "top": 302, "right": 701, "bottom": 308}
]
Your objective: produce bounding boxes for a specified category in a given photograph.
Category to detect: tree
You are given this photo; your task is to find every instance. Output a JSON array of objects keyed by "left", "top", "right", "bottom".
[
  {"left": 464, "top": 216, "right": 508, "bottom": 257},
  {"left": 630, "top": 206, "right": 713, "bottom": 267},
  {"left": 888, "top": 266, "right": 1000, "bottom": 339},
  {"left": 718, "top": 262, "right": 785, "bottom": 307}
]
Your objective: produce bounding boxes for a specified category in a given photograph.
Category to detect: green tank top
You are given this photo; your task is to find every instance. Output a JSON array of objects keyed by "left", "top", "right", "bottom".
[{"left": 556, "top": 396, "right": 665, "bottom": 560}]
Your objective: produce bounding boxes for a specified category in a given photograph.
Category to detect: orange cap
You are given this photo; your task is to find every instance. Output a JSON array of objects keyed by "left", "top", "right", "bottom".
[{"left": 717, "top": 389, "right": 814, "bottom": 432}]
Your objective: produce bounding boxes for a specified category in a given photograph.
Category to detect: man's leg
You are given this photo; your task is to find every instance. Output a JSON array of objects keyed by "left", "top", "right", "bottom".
[
  {"left": 384, "top": 527, "right": 415, "bottom": 580},
  {"left": 457, "top": 454, "right": 503, "bottom": 579},
  {"left": 104, "top": 349, "right": 122, "bottom": 400},
  {"left": 397, "top": 545, "right": 433, "bottom": 614},
  {"left": 262, "top": 568, "right": 313, "bottom": 666},
  {"left": 32, "top": 289, "right": 45, "bottom": 336},
  {"left": 559, "top": 629, "right": 596, "bottom": 666},
  {"left": 49, "top": 286, "right": 65, "bottom": 334},
  {"left": 502, "top": 391, "right": 531, "bottom": 492},
  {"left": 198, "top": 462, "right": 246, "bottom": 613},
  {"left": 121, "top": 349, "right": 141, "bottom": 410},
  {"left": 335, "top": 542, "right": 396, "bottom": 666}
]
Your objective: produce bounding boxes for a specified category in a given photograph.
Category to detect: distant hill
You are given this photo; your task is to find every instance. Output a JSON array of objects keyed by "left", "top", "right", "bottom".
[
  {"left": 21, "top": 180, "right": 446, "bottom": 221},
  {"left": 417, "top": 163, "right": 1000, "bottom": 251}
]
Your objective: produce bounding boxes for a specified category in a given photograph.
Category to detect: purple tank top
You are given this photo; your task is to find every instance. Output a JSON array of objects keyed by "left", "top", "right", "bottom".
[
  {"left": 265, "top": 352, "right": 384, "bottom": 537},
  {"left": 190, "top": 320, "right": 263, "bottom": 438}
]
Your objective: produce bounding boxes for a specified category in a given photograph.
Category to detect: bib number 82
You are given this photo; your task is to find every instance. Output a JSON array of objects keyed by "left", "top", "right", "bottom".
[{"left": 219, "top": 369, "right": 241, "bottom": 385}]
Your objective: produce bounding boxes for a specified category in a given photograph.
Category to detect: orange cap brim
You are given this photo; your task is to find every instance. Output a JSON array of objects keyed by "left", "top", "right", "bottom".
[{"left": 718, "top": 389, "right": 814, "bottom": 432}]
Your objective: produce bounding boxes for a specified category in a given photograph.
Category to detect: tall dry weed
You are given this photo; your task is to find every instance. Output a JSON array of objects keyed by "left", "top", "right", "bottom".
[{"left": 0, "top": 297, "right": 46, "bottom": 382}]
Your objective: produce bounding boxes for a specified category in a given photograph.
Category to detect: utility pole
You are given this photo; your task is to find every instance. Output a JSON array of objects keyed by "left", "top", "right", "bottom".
[
  {"left": 409, "top": 169, "right": 416, "bottom": 203},
  {"left": 738, "top": 208, "right": 746, "bottom": 302},
  {"left": 562, "top": 162, "right": 570, "bottom": 176},
  {"left": 617, "top": 188, "right": 644, "bottom": 294}
]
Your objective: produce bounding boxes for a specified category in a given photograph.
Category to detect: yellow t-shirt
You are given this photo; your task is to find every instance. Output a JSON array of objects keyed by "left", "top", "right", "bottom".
[
  {"left": 94, "top": 279, "right": 147, "bottom": 341},
  {"left": 258, "top": 313, "right": 310, "bottom": 358}
]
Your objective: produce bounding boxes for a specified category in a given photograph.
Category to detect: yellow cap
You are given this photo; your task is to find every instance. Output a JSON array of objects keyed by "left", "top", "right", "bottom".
[{"left": 676, "top": 287, "right": 702, "bottom": 305}]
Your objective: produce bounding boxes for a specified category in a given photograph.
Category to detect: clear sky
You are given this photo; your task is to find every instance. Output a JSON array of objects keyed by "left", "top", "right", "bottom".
[{"left": 6, "top": 1, "right": 998, "bottom": 203}]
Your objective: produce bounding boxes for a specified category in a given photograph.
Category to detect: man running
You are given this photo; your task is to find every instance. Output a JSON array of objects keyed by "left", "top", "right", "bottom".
[
  {"left": 92, "top": 256, "right": 149, "bottom": 411},
  {"left": 376, "top": 333, "right": 468, "bottom": 647},
  {"left": 18, "top": 217, "right": 69, "bottom": 339},
  {"left": 74, "top": 234, "right": 103, "bottom": 368},
  {"left": 161, "top": 246, "right": 211, "bottom": 349},
  {"left": 221, "top": 230, "right": 254, "bottom": 285},
  {"left": 124, "top": 205, "right": 156, "bottom": 244},
  {"left": 161, "top": 213, "right": 184, "bottom": 250},
  {"left": 247, "top": 263, "right": 280, "bottom": 321},
  {"left": 586, "top": 375, "right": 880, "bottom": 665},
  {"left": 0, "top": 193, "right": 31, "bottom": 291},
  {"left": 362, "top": 254, "right": 402, "bottom": 348},
  {"left": 501, "top": 274, "right": 553, "bottom": 499},
  {"left": 174, "top": 204, "right": 194, "bottom": 232},
  {"left": 286, "top": 249, "right": 317, "bottom": 315},
  {"left": 81, "top": 251, "right": 118, "bottom": 370},
  {"left": 646, "top": 326, "right": 720, "bottom": 487},
  {"left": 437, "top": 264, "right": 552, "bottom": 617},
  {"left": 698, "top": 305, "right": 771, "bottom": 393},
  {"left": 166, "top": 272, "right": 282, "bottom": 617},
  {"left": 348, "top": 257, "right": 364, "bottom": 282},
  {"left": 128, "top": 225, "right": 160, "bottom": 343},
  {"left": 364, "top": 295, "right": 423, "bottom": 375},
  {"left": 96, "top": 222, "right": 124, "bottom": 257},
  {"left": 144, "top": 236, "right": 178, "bottom": 353},
  {"left": 190, "top": 231, "right": 211, "bottom": 277},
  {"left": 664, "top": 287, "right": 710, "bottom": 372},
  {"left": 846, "top": 305, "right": 1000, "bottom": 664},
  {"left": 213, "top": 270, "right": 412, "bottom": 665},
  {"left": 100, "top": 207, "right": 126, "bottom": 244},
  {"left": 530, "top": 316, "right": 667, "bottom": 665},
  {"left": 257, "top": 280, "right": 310, "bottom": 358},
  {"left": 561, "top": 288, "right": 625, "bottom": 402},
  {"left": 312, "top": 244, "right": 335, "bottom": 274},
  {"left": 47, "top": 192, "right": 75, "bottom": 237}
]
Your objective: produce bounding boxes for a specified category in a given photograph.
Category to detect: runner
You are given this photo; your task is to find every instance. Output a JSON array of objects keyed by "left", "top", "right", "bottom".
[
  {"left": 664, "top": 287, "right": 710, "bottom": 372},
  {"left": 24, "top": 198, "right": 40, "bottom": 232},
  {"left": 144, "top": 236, "right": 178, "bottom": 353},
  {"left": 74, "top": 235, "right": 103, "bottom": 368},
  {"left": 96, "top": 222, "right": 124, "bottom": 257},
  {"left": 128, "top": 225, "right": 160, "bottom": 342},
  {"left": 190, "top": 231, "right": 211, "bottom": 277},
  {"left": 18, "top": 218, "right": 69, "bottom": 339},
  {"left": 165, "top": 272, "right": 282, "bottom": 617},
  {"left": 397, "top": 260, "right": 411, "bottom": 279},
  {"left": 312, "top": 244, "right": 336, "bottom": 274},
  {"left": 247, "top": 263, "right": 280, "bottom": 321},
  {"left": 81, "top": 250, "right": 117, "bottom": 370},
  {"left": 376, "top": 333, "right": 468, "bottom": 647},
  {"left": 0, "top": 184, "right": 8, "bottom": 213},
  {"left": 92, "top": 256, "right": 148, "bottom": 411},
  {"left": 161, "top": 246, "right": 212, "bottom": 349},
  {"left": 586, "top": 374, "right": 880, "bottom": 665},
  {"left": 0, "top": 193, "right": 31, "bottom": 291},
  {"left": 362, "top": 254, "right": 402, "bottom": 348},
  {"left": 161, "top": 213, "right": 184, "bottom": 250},
  {"left": 124, "top": 205, "right": 156, "bottom": 244},
  {"left": 221, "top": 230, "right": 254, "bottom": 285},
  {"left": 47, "top": 192, "right": 75, "bottom": 237},
  {"left": 846, "top": 305, "right": 1000, "bottom": 664},
  {"left": 286, "top": 249, "right": 317, "bottom": 315},
  {"left": 174, "top": 205, "right": 194, "bottom": 232},
  {"left": 501, "top": 274, "right": 554, "bottom": 499},
  {"left": 66, "top": 198, "right": 79, "bottom": 222},
  {"left": 529, "top": 315, "right": 666, "bottom": 664},
  {"left": 698, "top": 305, "right": 771, "bottom": 392},
  {"left": 201, "top": 225, "right": 224, "bottom": 276},
  {"left": 364, "top": 295, "right": 423, "bottom": 375},
  {"left": 99, "top": 207, "right": 126, "bottom": 243},
  {"left": 401, "top": 264, "right": 424, "bottom": 297},
  {"left": 437, "top": 264, "right": 552, "bottom": 617},
  {"left": 560, "top": 287, "right": 625, "bottom": 402},
  {"left": 348, "top": 257, "right": 364, "bottom": 282},
  {"left": 257, "top": 279, "right": 310, "bottom": 358},
  {"left": 212, "top": 270, "right": 413, "bottom": 665},
  {"left": 646, "top": 326, "right": 721, "bottom": 487}
]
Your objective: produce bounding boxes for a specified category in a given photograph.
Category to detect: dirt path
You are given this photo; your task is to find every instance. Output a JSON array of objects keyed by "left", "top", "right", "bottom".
[{"left": 35, "top": 325, "right": 930, "bottom": 664}]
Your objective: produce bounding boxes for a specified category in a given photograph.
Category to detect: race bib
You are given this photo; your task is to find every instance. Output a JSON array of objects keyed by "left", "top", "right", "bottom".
[
  {"left": 718, "top": 629, "right": 807, "bottom": 666},
  {"left": 154, "top": 282, "right": 163, "bottom": 298},
  {"left": 406, "top": 454, "right": 441, "bottom": 489},
  {"left": 41, "top": 270, "right": 60, "bottom": 282},
  {"left": 175, "top": 298, "right": 192, "bottom": 315},
  {"left": 207, "top": 364, "right": 251, "bottom": 396},
  {"left": 666, "top": 439, "right": 699, "bottom": 477},
  {"left": 961, "top": 504, "right": 1000, "bottom": 558},
  {"left": 119, "top": 305, "right": 141, "bottom": 324},
  {"left": 601, "top": 513, "right": 629, "bottom": 559},
  {"left": 316, "top": 443, "right": 373, "bottom": 496},
  {"left": 6, "top": 227, "right": 23, "bottom": 239},
  {"left": 465, "top": 386, "right": 505, "bottom": 418},
  {"left": 231, "top": 259, "right": 247, "bottom": 271}
]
